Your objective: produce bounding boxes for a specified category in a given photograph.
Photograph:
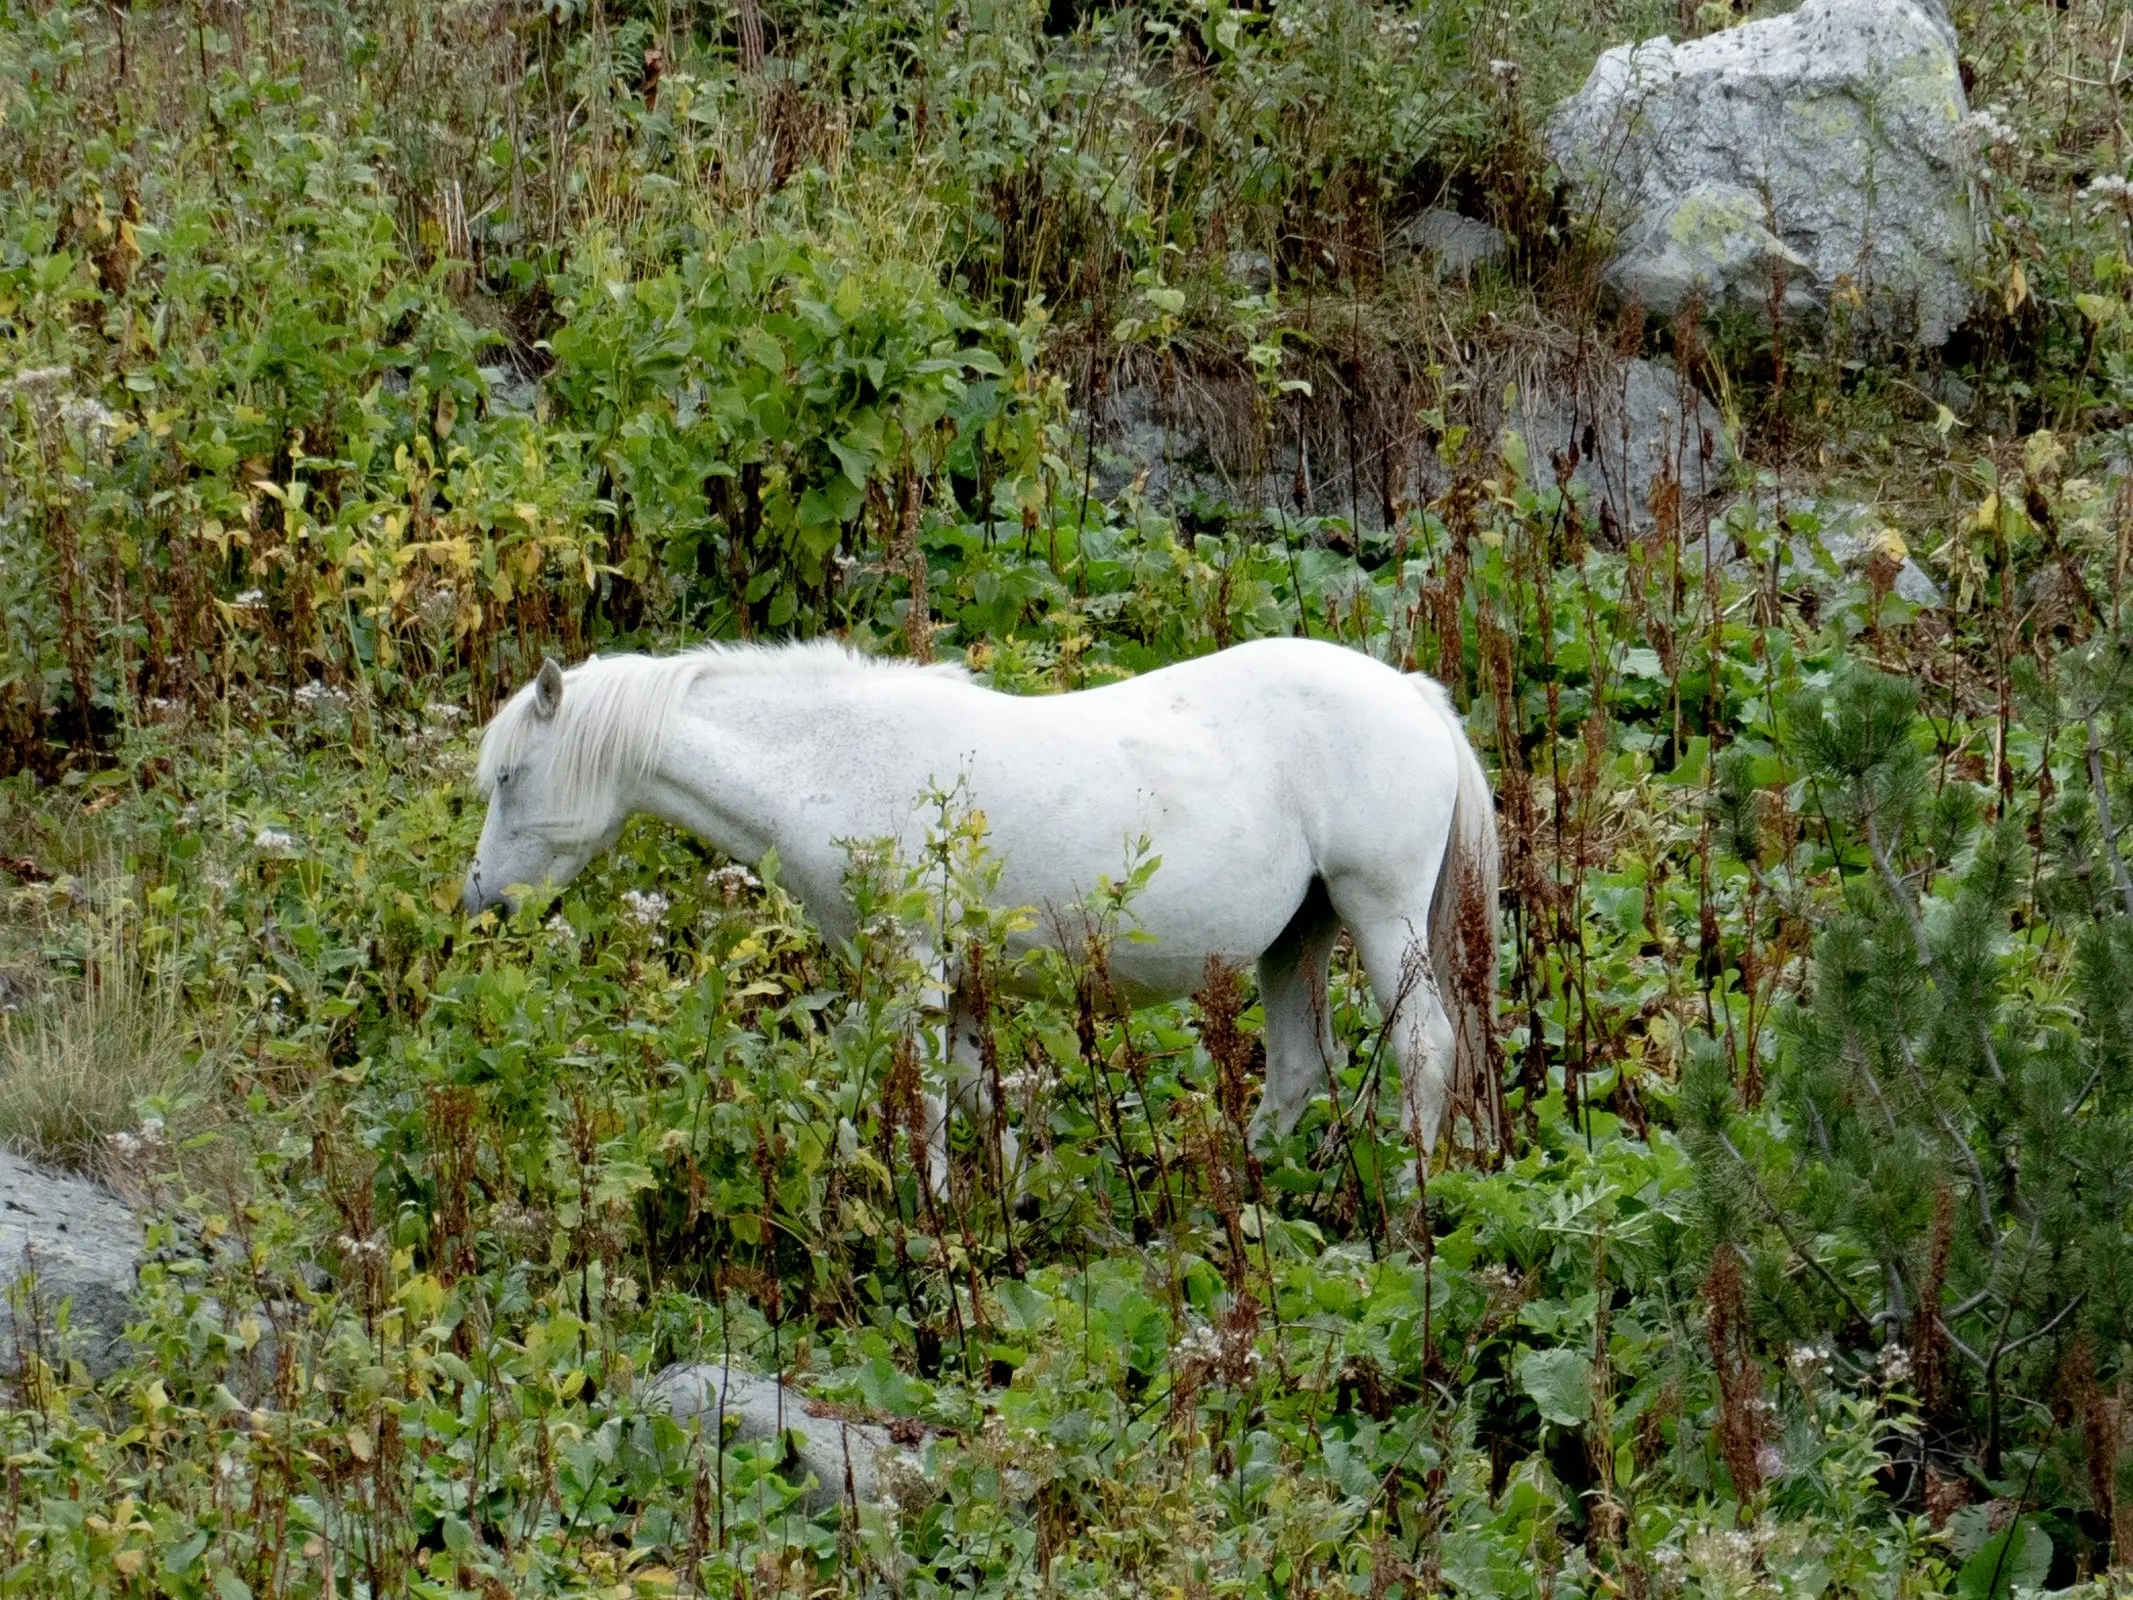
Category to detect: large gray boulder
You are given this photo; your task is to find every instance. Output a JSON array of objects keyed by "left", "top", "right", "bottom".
[
  {"left": 1508, "top": 356, "right": 1736, "bottom": 535},
  {"left": 1089, "top": 353, "right": 1733, "bottom": 537},
  {"left": 1549, "top": 0, "right": 1976, "bottom": 346},
  {"left": 1, "top": 1150, "right": 140, "bottom": 1378}
]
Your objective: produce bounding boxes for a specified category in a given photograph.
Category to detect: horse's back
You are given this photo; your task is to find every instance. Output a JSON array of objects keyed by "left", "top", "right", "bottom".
[{"left": 883, "top": 640, "right": 1462, "bottom": 990}]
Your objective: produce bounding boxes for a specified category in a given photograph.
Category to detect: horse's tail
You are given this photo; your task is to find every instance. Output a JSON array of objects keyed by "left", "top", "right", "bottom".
[{"left": 1412, "top": 674, "right": 1503, "bottom": 1151}]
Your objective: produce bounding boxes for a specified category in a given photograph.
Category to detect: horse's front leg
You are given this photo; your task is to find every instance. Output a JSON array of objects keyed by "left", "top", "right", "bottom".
[
  {"left": 944, "top": 997, "right": 1019, "bottom": 1194},
  {"left": 914, "top": 950, "right": 957, "bottom": 1204},
  {"left": 1251, "top": 886, "right": 1342, "bottom": 1149},
  {"left": 918, "top": 970, "right": 1020, "bottom": 1203}
]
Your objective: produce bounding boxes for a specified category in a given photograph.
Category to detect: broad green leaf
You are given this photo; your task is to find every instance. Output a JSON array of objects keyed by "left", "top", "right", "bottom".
[
  {"left": 1515, "top": 1347, "right": 1592, "bottom": 1428},
  {"left": 1956, "top": 1518, "right": 2051, "bottom": 1600},
  {"left": 2074, "top": 292, "right": 2122, "bottom": 326}
]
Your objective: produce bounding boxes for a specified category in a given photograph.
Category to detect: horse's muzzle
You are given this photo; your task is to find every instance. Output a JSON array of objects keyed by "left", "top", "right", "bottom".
[{"left": 462, "top": 872, "right": 516, "bottom": 919}]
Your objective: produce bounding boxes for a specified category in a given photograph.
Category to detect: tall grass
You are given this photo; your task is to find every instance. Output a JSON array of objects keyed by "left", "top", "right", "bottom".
[{"left": 0, "top": 918, "right": 201, "bottom": 1171}]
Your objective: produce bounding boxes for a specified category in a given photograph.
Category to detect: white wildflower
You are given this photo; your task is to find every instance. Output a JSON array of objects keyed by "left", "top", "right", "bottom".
[
  {"left": 1688, "top": 1525, "right": 1757, "bottom": 1582},
  {"left": 1177, "top": 1319, "right": 1221, "bottom": 1362},
  {"left": 253, "top": 826, "right": 297, "bottom": 857},
  {"left": 232, "top": 589, "right": 266, "bottom": 609},
  {"left": 293, "top": 680, "right": 350, "bottom": 713},
  {"left": 1756, "top": 1443, "right": 1784, "bottom": 1478},
  {"left": 59, "top": 395, "right": 121, "bottom": 442},
  {"left": 1878, "top": 1341, "right": 1914, "bottom": 1385},
  {"left": 708, "top": 863, "right": 760, "bottom": 903},
  {"left": 418, "top": 584, "right": 459, "bottom": 632},
  {"left": 1787, "top": 1339, "right": 1835, "bottom": 1388},
  {"left": 545, "top": 912, "right": 576, "bottom": 950},
  {"left": 1489, "top": 58, "right": 1519, "bottom": 82},
  {"left": 1175, "top": 1315, "right": 1261, "bottom": 1378},
  {"left": 2084, "top": 172, "right": 2133, "bottom": 213},
  {"left": 1966, "top": 104, "right": 2018, "bottom": 151},
  {"left": 0, "top": 365, "right": 71, "bottom": 404},
  {"left": 1475, "top": 1262, "right": 1522, "bottom": 1301},
  {"left": 620, "top": 888, "right": 670, "bottom": 928},
  {"left": 423, "top": 700, "right": 466, "bottom": 725}
]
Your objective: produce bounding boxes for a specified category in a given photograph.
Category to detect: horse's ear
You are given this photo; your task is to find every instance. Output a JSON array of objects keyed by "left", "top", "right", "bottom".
[{"left": 534, "top": 657, "right": 565, "bottom": 720}]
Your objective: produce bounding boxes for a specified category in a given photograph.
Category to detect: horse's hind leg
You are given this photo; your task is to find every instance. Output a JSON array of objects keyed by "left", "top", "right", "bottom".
[
  {"left": 1330, "top": 882, "right": 1456, "bottom": 1174},
  {"left": 1250, "top": 881, "right": 1342, "bottom": 1146}
]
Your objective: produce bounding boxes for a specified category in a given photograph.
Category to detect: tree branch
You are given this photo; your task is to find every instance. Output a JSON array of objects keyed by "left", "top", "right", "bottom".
[
  {"left": 1890, "top": 1028, "right": 2002, "bottom": 1276},
  {"left": 1718, "top": 1133, "right": 1874, "bottom": 1328},
  {"left": 1998, "top": 1292, "right": 2086, "bottom": 1357}
]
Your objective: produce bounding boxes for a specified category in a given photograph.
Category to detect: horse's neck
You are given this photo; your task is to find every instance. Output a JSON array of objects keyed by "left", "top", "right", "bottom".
[{"left": 627, "top": 673, "right": 840, "bottom": 868}]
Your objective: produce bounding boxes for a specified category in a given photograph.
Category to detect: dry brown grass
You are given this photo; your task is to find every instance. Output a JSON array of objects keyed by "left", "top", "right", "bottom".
[{"left": 0, "top": 928, "right": 204, "bottom": 1174}]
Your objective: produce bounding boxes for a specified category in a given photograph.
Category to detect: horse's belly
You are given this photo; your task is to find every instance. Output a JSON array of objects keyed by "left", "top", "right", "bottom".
[{"left": 988, "top": 815, "right": 1312, "bottom": 1003}]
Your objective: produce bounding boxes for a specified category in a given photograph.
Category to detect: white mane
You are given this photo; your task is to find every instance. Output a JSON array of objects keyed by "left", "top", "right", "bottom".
[{"left": 475, "top": 640, "right": 967, "bottom": 825}]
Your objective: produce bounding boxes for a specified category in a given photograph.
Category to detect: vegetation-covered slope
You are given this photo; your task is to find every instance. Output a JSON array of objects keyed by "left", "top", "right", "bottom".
[{"left": 2, "top": 0, "right": 2131, "bottom": 1592}]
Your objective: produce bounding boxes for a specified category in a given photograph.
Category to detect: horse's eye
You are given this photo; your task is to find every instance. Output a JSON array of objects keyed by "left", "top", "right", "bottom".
[{"left": 498, "top": 771, "right": 510, "bottom": 786}]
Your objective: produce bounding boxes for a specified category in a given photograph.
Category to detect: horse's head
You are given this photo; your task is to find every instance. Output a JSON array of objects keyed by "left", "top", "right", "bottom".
[{"left": 463, "top": 658, "right": 626, "bottom": 917}]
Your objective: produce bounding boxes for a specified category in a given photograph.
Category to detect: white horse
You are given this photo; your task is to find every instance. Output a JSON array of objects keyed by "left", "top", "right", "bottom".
[{"left": 462, "top": 637, "right": 1499, "bottom": 1194}]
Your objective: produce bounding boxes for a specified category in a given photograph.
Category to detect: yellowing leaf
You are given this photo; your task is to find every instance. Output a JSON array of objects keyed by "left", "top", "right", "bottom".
[
  {"left": 347, "top": 1426, "right": 374, "bottom": 1462},
  {"left": 2003, "top": 259, "right": 2028, "bottom": 314},
  {"left": 2022, "top": 429, "right": 2064, "bottom": 480}
]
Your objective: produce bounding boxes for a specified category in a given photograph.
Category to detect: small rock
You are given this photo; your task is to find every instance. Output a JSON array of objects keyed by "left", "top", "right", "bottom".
[
  {"left": 1398, "top": 209, "right": 1507, "bottom": 279},
  {"left": 1549, "top": 0, "right": 1977, "bottom": 346},
  {"left": 480, "top": 364, "right": 542, "bottom": 416},
  {"left": 1734, "top": 497, "right": 1943, "bottom": 606},
  {"left": 1224, "top": 250, "right": 1275, "bottom": 294},
  {"left": 1, "top": 1149, "right": 141, "bottom": 1378},
  {"left": 1932, "top": 369, "right": 1975, "bottom": 416},
  {"left": 1794, "top": 501, "right": 1944, "bottom": 606},
  {"left": 647, "top": 1362, "right": 930, "bottom": 1511}
]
